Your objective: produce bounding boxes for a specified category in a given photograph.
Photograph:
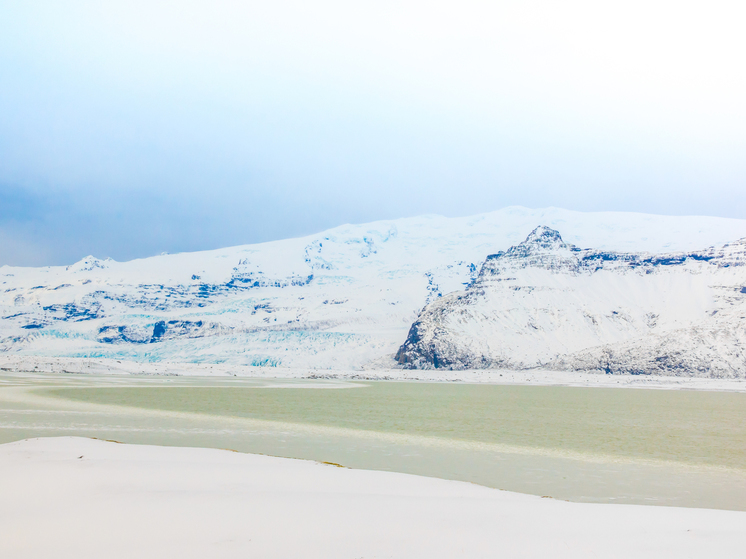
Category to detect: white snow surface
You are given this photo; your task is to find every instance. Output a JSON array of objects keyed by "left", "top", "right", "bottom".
[
  {"left": 2, "top": 206, "right": 746, "bottom": 371},
  {"left": 1, "top": 437, "right": 744, "bottom": 559}
]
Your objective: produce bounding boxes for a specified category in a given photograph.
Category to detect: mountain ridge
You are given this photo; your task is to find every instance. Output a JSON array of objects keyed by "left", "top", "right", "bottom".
[
  {"left": 396, "top": 226, "right": 746, "bottom": 376},
  {"left": 3, "top": 207, "right": 746, "bottom": 374}
]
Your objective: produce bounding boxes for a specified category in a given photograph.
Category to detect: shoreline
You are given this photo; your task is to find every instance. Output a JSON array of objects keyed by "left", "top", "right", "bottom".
[
  {"left": 2, "top": 355, "right": 745, "bottom": 392},
  {"left": 3, "top": 371, "right": 746, "bottom": 512}
]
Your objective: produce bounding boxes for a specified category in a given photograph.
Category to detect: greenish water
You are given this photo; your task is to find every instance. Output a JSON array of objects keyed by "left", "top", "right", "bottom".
[
  {"left": 48, "top": 383, "right": 746, "bottom": 470},
  {"left": 3, "top": 373, "right": 746, "bottom": 510}
]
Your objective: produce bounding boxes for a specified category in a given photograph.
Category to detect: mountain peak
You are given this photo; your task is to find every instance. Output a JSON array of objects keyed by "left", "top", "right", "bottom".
[
  {"left": 480, "top": 226, "right": 579, "bottom": 275},
  {"left": 522, "top": 226, "right": 566, "bottom": 249},
  {"left": 500, "top": 226, "right": 574, "bottom": 258},
  {"left": 66, "top": 255, "right": 110, "bottom": 273}
]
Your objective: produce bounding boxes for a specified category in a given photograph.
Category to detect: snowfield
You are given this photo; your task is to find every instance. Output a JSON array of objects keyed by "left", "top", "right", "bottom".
[
  {"left": 1, "top": 437, "right": 744, "bottom": 559},
  {"left": 2, "top": 206, "right": 746, "bottom": 376}
]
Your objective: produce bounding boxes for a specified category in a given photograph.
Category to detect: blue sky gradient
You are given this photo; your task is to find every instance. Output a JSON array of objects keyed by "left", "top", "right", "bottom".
[{"left": 1, "top": 1, "right": 745, "bottom": 265}]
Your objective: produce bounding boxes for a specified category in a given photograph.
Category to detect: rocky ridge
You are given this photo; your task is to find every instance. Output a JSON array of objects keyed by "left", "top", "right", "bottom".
[{"left": 396, "top": 227, "right": 746, "bottom": 377}]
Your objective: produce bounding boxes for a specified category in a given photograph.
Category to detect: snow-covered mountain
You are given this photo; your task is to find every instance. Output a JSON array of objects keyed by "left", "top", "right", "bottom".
[
  {"left": 396, "top": 226, "right": 746, "bottom": 377},
  {"left": 2, "top": 207, "right": 746, "bottom": 373}
]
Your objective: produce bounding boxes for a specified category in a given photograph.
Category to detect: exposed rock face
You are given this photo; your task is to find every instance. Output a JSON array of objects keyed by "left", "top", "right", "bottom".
[{"left": 396, "top": 227, "right": 746, "bottom": 377}]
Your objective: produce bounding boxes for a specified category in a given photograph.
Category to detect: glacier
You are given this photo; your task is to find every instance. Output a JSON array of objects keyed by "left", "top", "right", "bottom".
[{"left": 2, "top": 206, "right": 746, "bottom": 375}]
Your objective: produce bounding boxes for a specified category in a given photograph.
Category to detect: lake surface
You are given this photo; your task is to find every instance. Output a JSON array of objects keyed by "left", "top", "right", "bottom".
[
  {"left": 2, "top": 372, "right": 745, "bottom": 510},
  {"left": 49, "top": 382, "right": 746, "bottom": 469}
]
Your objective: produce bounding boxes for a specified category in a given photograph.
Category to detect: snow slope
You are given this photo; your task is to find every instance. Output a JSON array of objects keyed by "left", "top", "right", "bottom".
[
  {"left": 1, "top": 437, "right": 744, "bottom": 559},
  {"left": 396, "top": 226, "right": 746, "bottom": 376},
  {"left": 2, "top": 207, "right": 746, "bottom": 371}
]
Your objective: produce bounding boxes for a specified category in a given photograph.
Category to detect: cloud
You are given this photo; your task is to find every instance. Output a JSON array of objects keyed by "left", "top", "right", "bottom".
[{"left": 0, "top": 1, "right": 745, "bottom": 265}]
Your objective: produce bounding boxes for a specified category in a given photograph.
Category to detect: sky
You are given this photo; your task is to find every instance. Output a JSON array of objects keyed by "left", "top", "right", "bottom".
[{"left": 1, "top": 0, "right": 745, "bottom": 266}]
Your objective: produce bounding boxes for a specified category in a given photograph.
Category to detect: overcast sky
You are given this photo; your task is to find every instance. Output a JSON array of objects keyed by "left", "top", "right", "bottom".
[{"left": 1, "top": 0, "right": 745, "bottom": 266}]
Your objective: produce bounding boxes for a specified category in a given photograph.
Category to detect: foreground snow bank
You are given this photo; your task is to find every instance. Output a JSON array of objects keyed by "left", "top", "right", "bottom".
[{"left": 1, "top": 438, "right": 744, "bottom": 558}]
